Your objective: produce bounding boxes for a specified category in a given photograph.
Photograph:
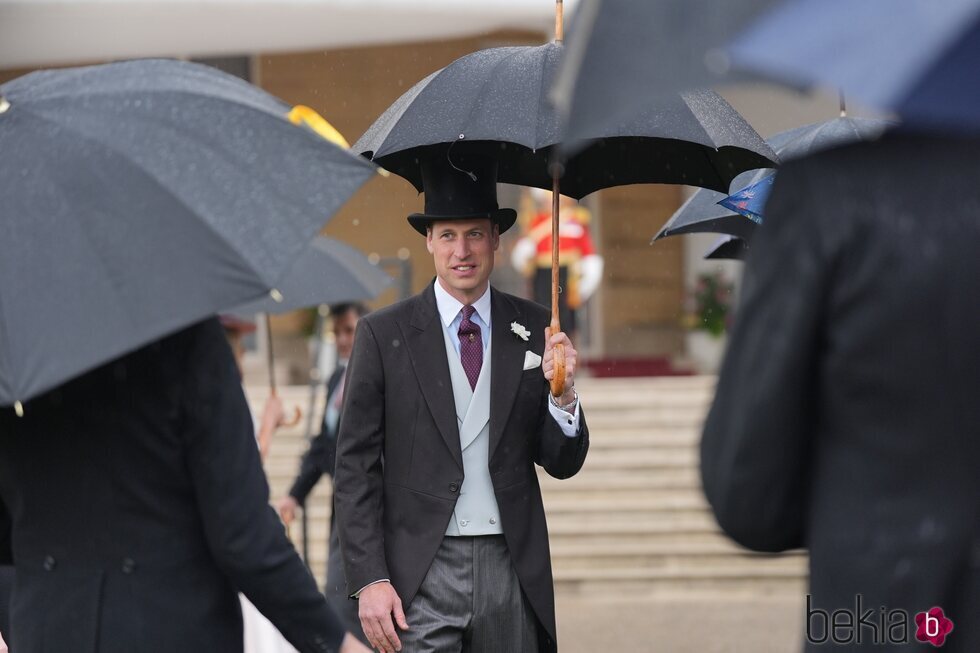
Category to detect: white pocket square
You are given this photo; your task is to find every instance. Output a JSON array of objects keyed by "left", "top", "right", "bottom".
[{"left": 523, "top": 351, "right": 542, "bottom": 370}]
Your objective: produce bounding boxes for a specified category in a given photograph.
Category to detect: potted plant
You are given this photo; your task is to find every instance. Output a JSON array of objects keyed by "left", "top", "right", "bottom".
[{"left": 684, "top": 271, "right": 734, "bottom": 374}]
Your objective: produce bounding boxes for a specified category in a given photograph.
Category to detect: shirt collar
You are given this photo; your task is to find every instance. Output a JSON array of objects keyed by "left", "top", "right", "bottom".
[{"left": 433, "top": 280, "right": 492, "bottom": 329}]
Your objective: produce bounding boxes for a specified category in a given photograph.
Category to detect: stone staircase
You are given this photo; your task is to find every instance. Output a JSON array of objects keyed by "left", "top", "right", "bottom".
[{"left": 250, "top": 375, "right": 807, "bottom": 599}]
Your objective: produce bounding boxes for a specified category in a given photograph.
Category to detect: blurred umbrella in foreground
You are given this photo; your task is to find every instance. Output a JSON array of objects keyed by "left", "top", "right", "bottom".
[
  {"left": 705, "top": 236, "right": 749, "bottom": 261},
  {"left": 552, "top": 0, "right": 781, "bottom": 140},
  {"left": 653, "top": 116, "right": 893, "bottom": 242},
  {"left": 0, "top": 59, "right": 377, "bottom": 412},
  {"left": 729, "top": 0, "right": 980, "bottom": 132},
  {"left": 719, "top": 174, "right": 775, "bottom": 224}
]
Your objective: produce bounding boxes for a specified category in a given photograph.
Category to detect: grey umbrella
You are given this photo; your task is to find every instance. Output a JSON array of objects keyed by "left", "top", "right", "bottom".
[
  {"left": 0, "top": 59, "right": 377, "bottom": 410},
  {"left": 229, "top": 235, "right": 392, "bottom": 439},
  {"left": 653, "top": 116, "right": 893, "bottom": 242},
  {"left": 552, "top": 0, "right": 781, "bottom": 140},
  {"left": 231, "top": 237, "right": 391, "bottom": 316}
]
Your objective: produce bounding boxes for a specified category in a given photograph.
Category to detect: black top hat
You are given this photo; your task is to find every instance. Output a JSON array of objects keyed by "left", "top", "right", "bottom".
[{"left": 407, "top": 150, "right": 517, "bottom": 236}]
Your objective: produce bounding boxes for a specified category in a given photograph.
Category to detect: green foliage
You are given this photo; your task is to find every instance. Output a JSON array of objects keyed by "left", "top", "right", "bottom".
[{"left": 690, "top": 271, "right": 734, "bottom": 337}]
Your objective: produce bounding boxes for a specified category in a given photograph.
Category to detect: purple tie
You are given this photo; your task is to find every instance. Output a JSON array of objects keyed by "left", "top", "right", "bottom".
[{"left": 458, "top": 305, "right": 483, "bottom": 391}]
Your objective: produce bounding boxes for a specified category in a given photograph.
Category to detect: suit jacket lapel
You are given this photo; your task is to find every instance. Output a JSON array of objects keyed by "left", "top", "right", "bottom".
[
  {"left": 489, "top": 288, "right": 525, "bottom": 463},
  {"left": 406, "top": 283, "right": 463, "bottom": 471}
]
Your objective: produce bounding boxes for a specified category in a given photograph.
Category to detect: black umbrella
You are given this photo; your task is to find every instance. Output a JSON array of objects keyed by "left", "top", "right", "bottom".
[
  {"left": 355, "top": 24, "right": 776, "bottom": 395},
  {"left": 653, "top": 116, "right": 893, "bottom": 242},
  {"left": 0, "top": 59, "right": 377, "bottom": 411},
  {"left": 552, "top": 0, "right": 781, "bottom": 140},
  {"left": 355, "top": 43, "right": 777, "bottom": 198},
  {"left": 705, "top": 236, "right": 749, "bottom": 261}
]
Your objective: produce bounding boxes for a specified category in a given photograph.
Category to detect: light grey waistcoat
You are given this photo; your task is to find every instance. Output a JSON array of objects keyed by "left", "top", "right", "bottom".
[{"left": 442, "top": 329, "right": 503, "bottom": 536}]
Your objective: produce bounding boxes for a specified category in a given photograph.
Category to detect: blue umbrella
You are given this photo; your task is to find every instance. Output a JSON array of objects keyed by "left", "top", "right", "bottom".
[
  {"left": 719, "top": 174, "right": 775, "bottom": 224},
  {"left": 653, "top": 116, "right": 892, "bottom": 242},
  {"left": 729, "top": 0, "right": 980, "bottom": 132}
]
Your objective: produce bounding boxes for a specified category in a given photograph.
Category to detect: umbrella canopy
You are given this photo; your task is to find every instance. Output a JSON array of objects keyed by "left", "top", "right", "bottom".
[
  {"left": 719, "top": 175, "right": 775, "bottom": 224},
  {"left": 552, "top": 0, "right": 781, "bottom": 140},
  {"left": 729, "top": 0, "right": 980, "bottom": 132},
  {"left": 0, "top": 59, "right": 377, "bottom": 408},
  {"left": 355, "top": 43, "right": 778, "bottom": 197},
  {"left": 653, "top": 116, "right": 892, "bottom": 241},
  {"left": 231, "top": 237, "right": 392, "bottom": 315},
  {"left": 705, "top": 236, "right": 749, "bottom": 261}
]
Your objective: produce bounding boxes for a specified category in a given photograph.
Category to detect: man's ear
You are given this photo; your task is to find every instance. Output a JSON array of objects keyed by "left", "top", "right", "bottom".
[
  {"left": 425, "top": 226, "right": 435, "bottom": 254},
  {"left": 491, "top": 224, "right": 501, "bottom": 251}
]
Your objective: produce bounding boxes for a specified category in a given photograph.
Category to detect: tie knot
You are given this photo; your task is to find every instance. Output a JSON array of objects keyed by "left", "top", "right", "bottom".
[{"left": 461, "top": 305, "right": 476, "bottom": 322}]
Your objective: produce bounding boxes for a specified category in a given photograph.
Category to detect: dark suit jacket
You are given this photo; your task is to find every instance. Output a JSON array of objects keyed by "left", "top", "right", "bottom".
[
  {"left": 289, "top": 365, "right": 346, "bottom": 505},
  {"left": 0, "top": 319, "right": 346, "bottom": 653},
  {"left": 701, "top": 132, "right": 980, "bottom": 652},
  {"left": 334, "top": 283, "right": 589, "bottom": 653}
]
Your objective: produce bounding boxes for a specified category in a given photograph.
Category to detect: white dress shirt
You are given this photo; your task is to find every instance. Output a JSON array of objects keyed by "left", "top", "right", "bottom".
[{"left": 433, "top": 280, "right": 581, "bottom": 435}]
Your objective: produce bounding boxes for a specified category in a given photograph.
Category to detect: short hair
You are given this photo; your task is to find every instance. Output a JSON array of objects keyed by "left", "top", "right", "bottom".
[{"left": 329, "top": 302, "right": 369, "bottom": 319}]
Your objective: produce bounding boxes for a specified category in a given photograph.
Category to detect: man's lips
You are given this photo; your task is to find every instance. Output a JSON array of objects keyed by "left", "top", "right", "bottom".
[{"left": 452, "top": 265, "right": 476, "bottom": 274}]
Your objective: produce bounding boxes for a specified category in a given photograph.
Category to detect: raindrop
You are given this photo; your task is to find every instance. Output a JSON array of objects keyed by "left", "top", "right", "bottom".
[
  {"left": 397, "top": 247, "right": 411, "bottom": 260},
  {"left": 0, "top": 97, "right": 10, "bottom": 114},
  {"left": 392, "top": 339, "right": 401, "bottom": 348},
  {"left": 353, "top": 218, "right": 360, "bottom": 226},
  {"left": 270, "top": 288, "right": 284, "bottom": 302},
  {"left": 704, "top": 48, "right": 731, "bottom": 76},
  {"left": 368, "top": 253, "right": 381, "bottom": 265}
]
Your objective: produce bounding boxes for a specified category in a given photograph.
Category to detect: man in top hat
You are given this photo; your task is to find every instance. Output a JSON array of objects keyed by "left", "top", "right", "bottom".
[{"left": 334, "top": 150, "right": 590, "bottom": 653}]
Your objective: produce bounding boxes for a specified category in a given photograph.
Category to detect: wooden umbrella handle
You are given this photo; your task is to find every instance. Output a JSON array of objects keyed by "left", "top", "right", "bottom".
[{"left": 550, "top": 170, "right": 567, "bottom": 398}]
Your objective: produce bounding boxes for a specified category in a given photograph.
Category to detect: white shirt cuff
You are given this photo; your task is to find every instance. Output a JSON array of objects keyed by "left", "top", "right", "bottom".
[
  {"left": 352, "top": 578, "right": 390, "bottom": 599},
  {"left": 548, "top": 393, "right": 581, "bottom": 437}
]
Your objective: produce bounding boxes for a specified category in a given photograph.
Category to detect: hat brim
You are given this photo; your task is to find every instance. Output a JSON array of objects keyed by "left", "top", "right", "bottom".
[{"left": 407, "top": 208, "right": 517, "bottom": 236}]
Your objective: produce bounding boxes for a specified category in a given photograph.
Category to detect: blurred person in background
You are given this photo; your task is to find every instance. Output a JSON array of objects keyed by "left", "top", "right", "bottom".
[
  {"left": 278, "top": 303, "right": 370, "bottom": 646},
  {"left": 221, "top": 314, "right": 288, "bottom": 461},
  {"left": 511, "top": 188, "right": 603, "bottom": 345}
]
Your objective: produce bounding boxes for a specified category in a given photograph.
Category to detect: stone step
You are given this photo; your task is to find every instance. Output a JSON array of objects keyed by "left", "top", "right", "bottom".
[
  {"left": 543, "top": 493, "right": 708, "bottom": 514},
  {"left": 546, "top": 514, "right": 719, "bottom": 536},
  {"left": 554, "top": 567, "right": 807, "bottom": 597},
  {"left": 552, "top": 552, "right": 806, "bottom": 572},
  {"left": 539, "top": 469, "right": 701, "bottom": 492}
]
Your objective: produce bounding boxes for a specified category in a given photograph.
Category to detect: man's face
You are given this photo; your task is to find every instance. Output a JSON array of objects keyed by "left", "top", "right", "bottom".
[
  {"left": 426, "top": 219, "right": 499, "bottom": 303},
  {"left": 333, "top": 308, "right": 360, "bottom": 361}
]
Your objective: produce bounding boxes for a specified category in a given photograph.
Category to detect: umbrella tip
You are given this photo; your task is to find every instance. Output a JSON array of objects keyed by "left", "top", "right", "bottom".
[
  {"left": 270, "top": 288, "right": 284, "bottom": 303},
  {"left": 0, "top": 96, "right": 10, "bottom": 114},
  {"left": 14, "top": 401, "right": 23, "bottom": 417}
]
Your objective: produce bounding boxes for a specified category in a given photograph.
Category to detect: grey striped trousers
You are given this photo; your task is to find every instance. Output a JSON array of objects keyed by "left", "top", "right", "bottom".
[{"left": 401, "top": 535, "right": 539, "bottom": 653}]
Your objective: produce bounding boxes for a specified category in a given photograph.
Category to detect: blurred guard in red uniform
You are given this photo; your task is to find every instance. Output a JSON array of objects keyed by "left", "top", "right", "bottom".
[{"left": 511, "top": 189, "right": 603, "bottom": 342}]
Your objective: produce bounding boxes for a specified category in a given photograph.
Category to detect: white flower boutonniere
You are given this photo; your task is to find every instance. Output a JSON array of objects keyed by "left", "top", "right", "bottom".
[{"left": 511, "top": 321, "right": 530, "bottom": 341}]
